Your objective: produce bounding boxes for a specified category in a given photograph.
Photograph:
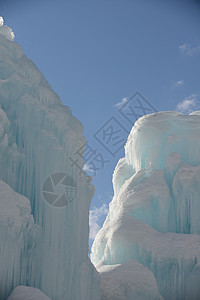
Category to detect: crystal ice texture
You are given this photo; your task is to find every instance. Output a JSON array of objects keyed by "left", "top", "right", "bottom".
[
  {"left": 0, "top": 23, "right": 99, "bottom": 300},
  {"left": 91, "top": 111, "right": 200, "bottom": 300}
]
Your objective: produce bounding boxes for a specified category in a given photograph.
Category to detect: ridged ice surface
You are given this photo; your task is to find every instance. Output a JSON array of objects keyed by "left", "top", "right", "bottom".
[
  {"left": 91, "top": 112, "right": 200, "bottom": 300},
  {"left": 0, "top": 31, "right": 99, "bottom": 300}
]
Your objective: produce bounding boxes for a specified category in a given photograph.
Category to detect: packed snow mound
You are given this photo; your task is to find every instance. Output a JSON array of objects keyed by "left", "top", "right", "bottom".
[
  {"left": 0, "top": 17, "right": 15, "bottom": 41},
  {"left": 0, "top": 179, "right": 34, "bottom": 236},
  {"left": 0, "top": 25, "right": 100, "bottom": 300},
  {"left": 97, "top": 261, "right": 163, "bottom": 300},
  {"left": 91, "top": 112, "right": 200, "bottom": 300},
  {"left": 7, "top": 286, "right": 51, "bottom": 300},
  {"left": 0, "top": 180, "right": 37, "bottom": 300}
]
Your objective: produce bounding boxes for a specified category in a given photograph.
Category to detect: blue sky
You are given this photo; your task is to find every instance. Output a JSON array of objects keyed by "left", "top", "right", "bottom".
[{"left": 1, "top": 0, "right": 200, "bottom": 249}]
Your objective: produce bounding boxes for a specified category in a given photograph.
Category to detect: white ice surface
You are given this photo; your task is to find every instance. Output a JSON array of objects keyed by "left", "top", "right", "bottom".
[
  {"left": 0, "top": 28, "right": 99, "bottom": 300},
  {"left": 0, "top": 180, "right": 36, "bottom": 300},
  {"left": 97, "top": 260, "right": 163, "bottom": 300},
  {"left": 0, "top": 179, "right": 34, "bottom": 236},
  {"left": 91, "top": 112, "right": 200, "bottom": 300},
  {"left": 7, "top": 286, "right": 51, "bottom": 300}
]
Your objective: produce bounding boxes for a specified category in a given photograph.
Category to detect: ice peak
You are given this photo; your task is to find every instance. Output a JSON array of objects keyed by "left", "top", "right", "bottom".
[{"left": 0, "top": 16, "right": 15, "bottom": 41}]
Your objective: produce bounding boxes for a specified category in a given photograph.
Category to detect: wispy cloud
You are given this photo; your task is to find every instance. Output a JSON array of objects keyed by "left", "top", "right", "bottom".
[
  {"left": 176, "top": 94, "right": 200, "bottom": 114},
  {"left": 89, "top": 203, "right": 108, "bottom": 240},
  {"left": 175, "top": 80, "right": 184, "bottom": 86},
  {"left": 83, "top": 163, "right": 94, "bottom": 173},
  {"left": 172, "top": 80, "right": 184, "bottom": 89},
  {"left": 179, "top": 43, "right": 200, "bottom": 56},
  {"left": 114, "top": 97, "right": 128, "bottom": 108}
]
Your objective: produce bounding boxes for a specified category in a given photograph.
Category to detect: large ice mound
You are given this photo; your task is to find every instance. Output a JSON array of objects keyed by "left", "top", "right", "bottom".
[
  {"left": 0, "top": 23, "right": 99, "bottom": 300},
  {"left": 91, "top": 111, "right": 200, "bottom": 300},
  {"left": 7, "top": 286, "right": 51, "bottom": 300}
]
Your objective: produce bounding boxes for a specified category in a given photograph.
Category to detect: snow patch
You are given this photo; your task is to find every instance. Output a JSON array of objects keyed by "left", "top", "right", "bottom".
[{"left": 7, "top": 286, "right": 51, "bottom": 300}]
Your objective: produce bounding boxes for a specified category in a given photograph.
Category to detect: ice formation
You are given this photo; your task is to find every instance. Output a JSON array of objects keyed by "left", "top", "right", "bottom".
[
  {"left": 0, "top": 24, "right": 99, "bottom": 300},
  {"left": 91, "top": 112, "right": 200, "bottom": 300}
]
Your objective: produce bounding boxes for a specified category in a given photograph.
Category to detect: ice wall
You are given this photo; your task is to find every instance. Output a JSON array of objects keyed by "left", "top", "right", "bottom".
[
  {"left": 0, "top": 24, "right": 100, "bottom": 300},
  {"left": 91, "top": 112, "right": 200, "bottom": 300}
]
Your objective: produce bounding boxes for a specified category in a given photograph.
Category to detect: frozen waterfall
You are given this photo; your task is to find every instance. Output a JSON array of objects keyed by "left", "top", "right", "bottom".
[{"left": 0, "top": 23, "right": 100, "bottom": 300}]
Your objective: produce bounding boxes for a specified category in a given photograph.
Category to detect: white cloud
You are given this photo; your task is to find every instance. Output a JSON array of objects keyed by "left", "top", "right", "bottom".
[
  {"left": 175, "top": 80, "right": 184, "bottom": 86},
  {"left": 89, "top": 203, "right": 108, "bottom": 240},
  {"left": 0, "top": 16, "right": 4, "bottom": 27},
  {"left": 114, "top": 97, "right": 128, "bottom": 108},
  {"left": 83, "top": 164, "right": 94, "bottom": 173},
  {"left": 0, "top": 16, "right": 15, "bottom": 41},
  {"left": 172, "top": 80, "right": 184, "bottom": 89},
  {"left": 176, "top": 94, "right": 200, "bottom": 114},
  {"left": 179, "top": 43, "right": 200, "bottom": 56}
]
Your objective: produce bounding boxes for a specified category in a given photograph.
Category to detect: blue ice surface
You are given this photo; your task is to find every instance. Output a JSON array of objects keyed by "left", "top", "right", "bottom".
[
  {"left": 0, "top": 30, "right": 100, "bottom": 300},
  {"left": 91, "top": 111, "right": 200, "bottom": 300}
]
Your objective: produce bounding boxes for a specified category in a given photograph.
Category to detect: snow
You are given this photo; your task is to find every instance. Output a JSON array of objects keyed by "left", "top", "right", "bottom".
[
  {"left": 7, "top": 286, "right": 51, "bottom": 300},
  {"left": 0, "top": 180, "right": 37, "bottom": 300},
  {"left": 91, "top": 112, "right": 200, "bottom": 300},
  {"left": 0, "top": 28, "right": 99, "bottom": 300},
  {"left": 0, "top": 179, "right": 34, "bottom": 236},
  {"left": 97, "top": 261, "right": 163, "bottom": 300},
  {"left": 125, "top": 111, "right": 200, "bottom": 173}
]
